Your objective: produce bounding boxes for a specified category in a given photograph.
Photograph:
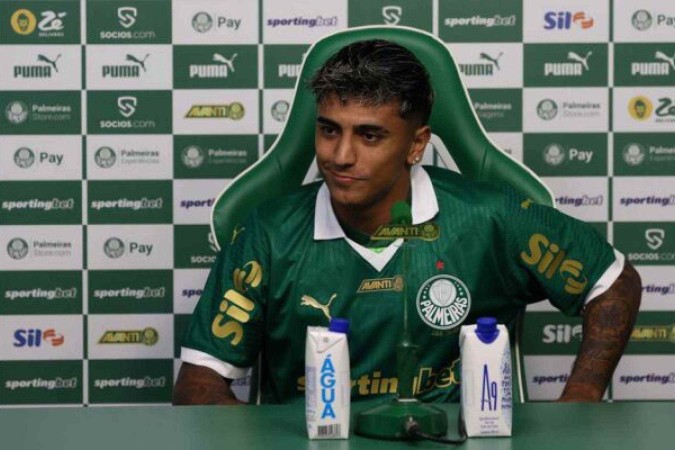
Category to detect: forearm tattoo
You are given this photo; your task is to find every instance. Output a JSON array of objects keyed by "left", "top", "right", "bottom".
[{"left": 173, "top": 363, "right": 242, "bottom": 405}]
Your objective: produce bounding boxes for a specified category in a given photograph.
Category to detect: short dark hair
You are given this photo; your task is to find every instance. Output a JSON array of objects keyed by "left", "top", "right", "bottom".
[{"left": 308, "top": 40, "right": 434, "bottom": 125}]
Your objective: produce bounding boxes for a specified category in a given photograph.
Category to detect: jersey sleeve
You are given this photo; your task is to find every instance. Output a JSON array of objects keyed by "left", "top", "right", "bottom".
[
  {"left": 496, "top": 187, "right": 620, "bottom": 316},
  {"left": 180, "top": 210, "right": 269, "bottom": 379}
]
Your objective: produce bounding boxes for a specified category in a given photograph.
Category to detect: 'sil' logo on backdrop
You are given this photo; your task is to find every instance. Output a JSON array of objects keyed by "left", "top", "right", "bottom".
[
  {"left": 13, "top": 147, "right": 35, "bottom": 168},
  {"left": 104, "top": 238, "right": 125, "bottom": 258},
  {"left": 118, "top": 7, "right": 138, "bottom": 29},
  {"left": 632, "top": 10, "right": 653, "bottom": 31},
  {"left": 117, "top": 96, "right": 137, "bottom": 118},
  {"left": 382, "top": 6, "right": 402, "bottom": 25},
  {"left": 646, "top": 229, "right": 665, "bottom": 250},
  {"left": 7, "top": 238, "right": 29, "bottom": 260}
]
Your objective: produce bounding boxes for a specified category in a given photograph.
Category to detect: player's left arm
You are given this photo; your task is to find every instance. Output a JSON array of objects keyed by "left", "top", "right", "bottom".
[{"left": 558, "top": 261, "right": 641, "bottom": 402}]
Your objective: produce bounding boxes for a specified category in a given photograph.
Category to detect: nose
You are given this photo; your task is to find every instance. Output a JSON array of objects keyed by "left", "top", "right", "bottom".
[{"left": 333, "top": 134, "right": 356, "bottom": 167}]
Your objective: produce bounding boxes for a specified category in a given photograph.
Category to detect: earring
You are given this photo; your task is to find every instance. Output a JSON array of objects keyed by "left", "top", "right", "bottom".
[{"left": 413, "top": 156, "right": 421, "bottom": 164}]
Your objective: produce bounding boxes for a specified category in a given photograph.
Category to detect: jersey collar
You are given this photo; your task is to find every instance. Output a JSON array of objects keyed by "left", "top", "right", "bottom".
[{"left": 314, "top": 165, "right": 439, "bottom": 240}]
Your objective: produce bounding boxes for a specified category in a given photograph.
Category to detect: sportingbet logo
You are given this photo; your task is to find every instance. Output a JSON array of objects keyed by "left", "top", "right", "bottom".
[
  {"left": 189, "top": 53, "right": 237, "bottom": 79},
  {"left": 556, "top": 195, "right": 603, "bottom": 207},
  {"left": 90, "top": 197, "right": 163, "bottom": 211},
  {"left": 382, "top": 6, "right": 402, "bottom": 25},
  {"left": 544, "top": 11, "right": 594, "bottom": 30},
  {"left": 180, "top": 198, "right": 214, "bottom": 210},
  {"left": 4, "top": 287, "right": 77, "bottom": 301},
  {"left": 94, "top": 376, "right": 166, "bottom": 389},
  {"left": 118, "top": 7, "right": 138, "bottom": 29},
  {"left": 619, "top": 373, "right": 675, "bottom": 385},
  {"left": 211, "top": 261, "right": 262, "bottom": 345},
  {"left": 5, "top": 377, "right": 77, "bottom": 391},
  {"left": 13, "top": 328, "right": 64, "bottom": 347},
  {"left": 13, "top": 54, "right": 61, "bottom": 79},
  {"left": 542, "top": 324, "right": 582, "bottom": 343},
  {"left": 646, "top": 229, "right": 665, "bottom": 250},
  {"left": 118, "top": 96, "right": 137, "bottom": 118},
  {"left": 182, "top": 288, "right": 203, "bottom": 299},
  {"left": 444, "top": 15, "right": 516, "bottom": 28},
  {"left": 532, "top": 374, "right": 568, "bottom": 385},
  {"left": 545, "top": 51, "right": 592, "bottom": 77},
  {"left": 2, "top": 198, "right": 75, "bottom": 212},
  {"left": 266, "top": 16, "right": 338, "bottom": 28},
  {"left": 92, "top": 286, "right": 165, "bottom": 300},
  {"left": 620, "top": 196, "right": 675, "bottom": 207},
  {"left": 520, "top": 233, "right": 588, "bottom": 294},
  {"left": 98, "top": 327, "right": 159, "bottom": 345}
]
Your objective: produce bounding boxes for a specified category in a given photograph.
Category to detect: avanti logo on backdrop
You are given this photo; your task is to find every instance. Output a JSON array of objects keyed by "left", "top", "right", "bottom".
[
  {"left": 13, "top": 54, "right": 61, "bottom": 79},
  {"left": 631, "top": 325, "right": 675, "bottom": 343},
  {"left": 10, "top": 9, "right": 67, "bottom": 38},
  {"left": 267, "top": 16, "right": 338, "bottom": 28},
  {"left": 382, "top": 6, "right": 402, "bottom": 25},
  {"left": 189, "top": 53, "right": 237, "bottom": 79},
  {"left": 13, "top": 328, "right": 64, "bottom": 347},
  {"left": 192, "top": 12, "right": 241, "bottom": 33},
  {"left": 99, "top": 327, "right": 158, "bottom": 345},
  {"left": 444, "top": 15, "right": 516, "bottom": 29},
  {"left": 544, "top": 51, "right": 592, "bottom": 77},
  {"left": 185, "top": 102, "right": 244, "bottom": 119},
  {"left": 631, "top": 10, "right": 675, "bottom": 31},
  {"left": 543, "top": 11, "right": 594, "bottom": 30},
  {"left": 459, "top": 52, "right": 503, "bottom": 77},
  {"left": 102, "top": 53, "right": 149, "bottom": 78}
]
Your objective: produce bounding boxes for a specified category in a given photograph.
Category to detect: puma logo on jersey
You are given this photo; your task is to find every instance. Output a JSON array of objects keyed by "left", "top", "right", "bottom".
[
  {"left": 231, "top": 225, "right": 245, "bottom": 245},
  {"left": 301, "top": 293, "right": 337, "bottom": 321}
]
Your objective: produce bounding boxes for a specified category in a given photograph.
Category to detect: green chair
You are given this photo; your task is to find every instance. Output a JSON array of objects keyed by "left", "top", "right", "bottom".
[{"left": 210, "top": 26, "right": 555, "bottom": 403}]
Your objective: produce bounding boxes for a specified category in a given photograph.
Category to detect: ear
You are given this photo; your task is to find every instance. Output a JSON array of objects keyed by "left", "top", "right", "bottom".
[{"left": 406, "top": 125, "right": 431, "bottom": 165}]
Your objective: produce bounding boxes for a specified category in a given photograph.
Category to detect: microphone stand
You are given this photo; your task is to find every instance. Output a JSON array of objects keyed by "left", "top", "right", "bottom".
[{"left": 354, "top": 203, "right": 447, "bottom": 440}]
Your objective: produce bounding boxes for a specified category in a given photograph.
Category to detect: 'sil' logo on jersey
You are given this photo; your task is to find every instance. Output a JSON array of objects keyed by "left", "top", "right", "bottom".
[
  {"left": 301, "top": 294, "right": 337, "bottom": 321},
  {"left": 520, "top": 233, "right": 588, "bottom": 295},
  {"left": 416, "top": 275, "right": 471, "bottom": 330}
]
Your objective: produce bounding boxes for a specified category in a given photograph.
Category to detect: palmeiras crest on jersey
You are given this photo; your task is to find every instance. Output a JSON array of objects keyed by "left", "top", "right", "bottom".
[{"left": 416, "top": 275, "right": 471, "bottom": 330}]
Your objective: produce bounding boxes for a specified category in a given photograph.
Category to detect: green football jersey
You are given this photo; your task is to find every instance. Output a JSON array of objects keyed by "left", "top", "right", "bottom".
[{"left": 181, "top": 166, "right": 618, "bottom": 404}]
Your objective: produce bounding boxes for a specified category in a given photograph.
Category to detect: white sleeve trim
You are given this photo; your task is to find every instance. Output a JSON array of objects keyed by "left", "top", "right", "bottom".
[
  {"left": 584, "top": 249, "right": 626, "bottom": 305},
  {"left": 180, "top": 347, "right": 251, "bottom": 380}
]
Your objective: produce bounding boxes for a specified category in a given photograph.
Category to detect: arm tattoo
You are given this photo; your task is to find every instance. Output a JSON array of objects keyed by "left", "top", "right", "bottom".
[
  {"left": 560, "top": 263, "right": 642, "bottom": 401},
  {"left": 173, "top": 363, "right": 244, "bottom": 406}
]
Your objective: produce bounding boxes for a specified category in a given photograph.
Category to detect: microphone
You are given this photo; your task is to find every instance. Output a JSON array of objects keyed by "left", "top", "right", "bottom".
[{"left": 390, "top": 201, "right": 412, "bottom": 226}]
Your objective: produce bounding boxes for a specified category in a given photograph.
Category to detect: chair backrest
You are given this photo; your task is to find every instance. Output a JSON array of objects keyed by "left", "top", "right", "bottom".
[{"left": 210, "top": 25, "right": 554, "bottom": 250}]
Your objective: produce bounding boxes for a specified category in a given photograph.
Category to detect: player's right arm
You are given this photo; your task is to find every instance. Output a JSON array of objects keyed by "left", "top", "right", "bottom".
[
  {"left": 172, "top": 213, "right": 269, "bottom": 406},
  {"left": 173, "top": 362, "right": 243, "bottom": 405}
]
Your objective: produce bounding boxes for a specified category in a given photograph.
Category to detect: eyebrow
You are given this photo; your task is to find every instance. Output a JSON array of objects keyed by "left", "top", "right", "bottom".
[{"left": 316, "top": 116, "right": 390, "bottom": 135}]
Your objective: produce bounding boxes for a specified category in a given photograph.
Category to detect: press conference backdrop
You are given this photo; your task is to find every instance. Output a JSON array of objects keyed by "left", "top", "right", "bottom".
[{"left": 0, "top": 0, "right": 673, "bottom": 406}]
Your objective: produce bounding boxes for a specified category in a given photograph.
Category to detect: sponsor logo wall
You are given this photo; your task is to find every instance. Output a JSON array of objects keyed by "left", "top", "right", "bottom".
[{"left": 0, "top": 0, "right": 672, "bottom": 405}]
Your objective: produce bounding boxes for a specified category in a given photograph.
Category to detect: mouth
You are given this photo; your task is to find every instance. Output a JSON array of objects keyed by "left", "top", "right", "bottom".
[{"left": 327, "top": 171, "right": 364, "bottom": 185}]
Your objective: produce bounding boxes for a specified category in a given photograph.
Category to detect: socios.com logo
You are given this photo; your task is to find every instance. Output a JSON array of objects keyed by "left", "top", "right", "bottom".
[
  {"left": 7, "top": 238, "right": 29, "bottom": 260},
  {"left": 632, "top": 10, "right": 653, "bottom": 31},
  {"left": 117, "top": 96, "right": 137, "bottom": 118},
  {"left": 104, "top": 238, "right": 125, "bottom": 258},
  {"left": 94, "top": 146, "right": 117, "bottom": 168},
  {"left": 537, "top": 99, "right": 558, "bottom": 120},
  {"left": 623, "top": 143, "right": 646, "bottom": 166},
  {"left": 382, "top": 6, "right": 402, "bottom": 25},
  {"left": 13, "top": 147, "right": 35, "bottom": 168},
  {"left": 628, "top": 96, "right": 653, "bottom": 120},
  {"left": 117, "top": 7, "right": 138, "bottom": 29},
  {"left": 5, "top": 101, "right": 29, "bottom": 124},
  {"left": 181, "top": 145, "right": 205, "bottom": 168},
  {"left": 543, "top": 144, "right": 566, "bottom": 166},
  {"left": 646, "top": 228, "right": 665, "bottom": 250},
  {"left": 192, "top": 12, "right": 213, "bottom": 33}
]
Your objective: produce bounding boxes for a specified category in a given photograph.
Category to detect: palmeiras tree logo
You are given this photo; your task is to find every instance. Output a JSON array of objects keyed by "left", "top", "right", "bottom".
[
  {"left": 623, "top": 143, "right": 646, "bottom": 166},
  {"left": 7, "top": 238, "right": 29, "bottom": 260},
  {"left": 632, "top": 10, "right": 653, "bottom": 31},
  {"left": 416, "top": 275, "right": 471, "bottom": 330},
  {"left": 6, "top": 101, "right": 29, "bottom": 124},
  {"left": 544, "top": 143, "right": 566, "bottom": 166},
  {"left": 182, "top": 145, "right": 205, "bottom": 168},
  {"left": 537, "top": 99, "right": 558, "bottom": 120},
  {"left": 192, "top": 12, "right": 213, "bottom": 33},
  {"left": 104, "top": 238, "right": 125, "bottom": 258},
  {"left": 13, "top": 147, "right": 35, "bottom": 168},
  {"left": 95, "top": 146, "right": 117, "bottom": 168},
  {"left": 271, "top": 100, "right": 289, "bottom": 122}
]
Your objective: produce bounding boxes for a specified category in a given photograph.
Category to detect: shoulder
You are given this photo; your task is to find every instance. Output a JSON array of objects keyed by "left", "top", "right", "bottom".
[
  {"left": 424, "top": 166, "right": 510, "bottom": 211},
  {"left": 248, "top": 181, "right": 322, "bottom": 231}
]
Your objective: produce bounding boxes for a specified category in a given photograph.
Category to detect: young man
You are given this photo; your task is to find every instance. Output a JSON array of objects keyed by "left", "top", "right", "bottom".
[{"left": 173, "top": 40, "right": 641, "bottom": 405}]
